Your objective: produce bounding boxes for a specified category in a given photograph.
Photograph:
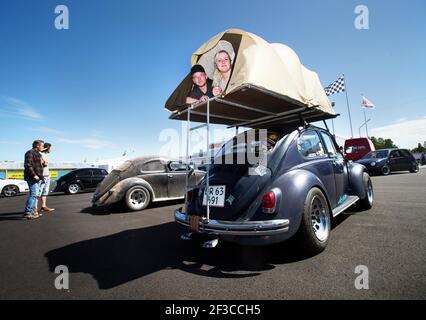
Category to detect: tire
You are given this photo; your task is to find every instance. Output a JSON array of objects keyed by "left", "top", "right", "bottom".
[
  {"left": 357, "top": 172, "right": 373, "bottom": 210},
  {"left": 2, "top": 185, "right": 19, "bottom": 197},
  {"left": 294, "top": 187, "right": 331, "bottom": 254},
  {"left": 410, "top": 163, "right": 419, "bottom": 173},
  {"left": 381, "top": 165, "right": 390, "bottom": 176},
  {"left": 124, "top": 186, "right": 151, "bottom": 211},
  {"left": 66, "top": 183, "right": 81, "bottom": 195}
]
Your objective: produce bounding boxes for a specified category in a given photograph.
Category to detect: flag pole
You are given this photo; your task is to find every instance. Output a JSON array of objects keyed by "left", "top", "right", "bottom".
[
  {"left": 363, "top": 107, "right": 369, "bottom": 137},
  {"left": 343, "top": 74, "right": 354, "bottom": 138}
]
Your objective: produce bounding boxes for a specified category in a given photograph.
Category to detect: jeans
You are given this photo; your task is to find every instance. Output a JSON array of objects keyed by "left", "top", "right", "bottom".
[
  {"left": 24, "top": 178, "right": 40, "bottom": 215},
  {"left": 38, "top": 176, "right": 51, "bottom": 197}
]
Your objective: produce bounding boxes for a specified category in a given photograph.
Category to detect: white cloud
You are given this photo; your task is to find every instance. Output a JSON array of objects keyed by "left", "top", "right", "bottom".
[
  {"left": 0, "top": 96, "right": 44, "bottom": 120},
  {"left": 57, "top": 138, "right": 114, "bottom": 150},
  {"left": 371, "top": 118, "right": 426, "bottom": 148},
  {"left": 34, "top": 126, "right": 63, "bottom": 136}
]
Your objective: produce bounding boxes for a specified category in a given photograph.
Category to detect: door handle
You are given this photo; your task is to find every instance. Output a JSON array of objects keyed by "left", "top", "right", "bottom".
[{"left": 167, "top": 174, "right": 174, "bottom": 178}]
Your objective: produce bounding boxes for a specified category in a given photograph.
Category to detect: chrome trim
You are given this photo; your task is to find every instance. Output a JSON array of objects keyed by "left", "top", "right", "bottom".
[
  {"left": 175, "top": 210, "right": 289, "bottom": 236},
  {"left": 332, "top": 195, "right": 359, "bottom": 217}
]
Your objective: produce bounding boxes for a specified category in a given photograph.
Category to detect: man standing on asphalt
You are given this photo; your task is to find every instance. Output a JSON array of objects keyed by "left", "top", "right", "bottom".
[{"left": 23, "top": 140, "right": 44, "bottom": 220}]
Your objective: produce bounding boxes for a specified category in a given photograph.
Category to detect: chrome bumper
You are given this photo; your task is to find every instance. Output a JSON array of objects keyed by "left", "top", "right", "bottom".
[{"left": 175, "top": 210, "right": 289, "bottom": 236}]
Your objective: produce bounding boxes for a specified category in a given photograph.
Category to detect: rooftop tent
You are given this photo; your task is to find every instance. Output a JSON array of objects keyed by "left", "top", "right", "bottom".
[{"left": 165, "top": 29, "right": 336, "bottom": 128}]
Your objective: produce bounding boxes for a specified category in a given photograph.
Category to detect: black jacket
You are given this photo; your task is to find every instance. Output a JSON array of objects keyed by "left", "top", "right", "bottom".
[{"left": 24, "top": 148, "right": 44, "bottom": 181}]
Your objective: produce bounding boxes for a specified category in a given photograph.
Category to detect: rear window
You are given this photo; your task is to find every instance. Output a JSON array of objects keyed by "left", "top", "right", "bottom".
[{"left": 141, "top": 160, "right": 165, "bottom": 172}]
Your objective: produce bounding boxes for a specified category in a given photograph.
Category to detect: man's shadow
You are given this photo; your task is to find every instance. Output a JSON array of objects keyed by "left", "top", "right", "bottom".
[{"left": 45, "top": 212, "right": 352, "bottom": 290}]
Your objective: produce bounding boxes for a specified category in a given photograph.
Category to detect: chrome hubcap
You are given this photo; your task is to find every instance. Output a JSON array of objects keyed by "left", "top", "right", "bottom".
[
  {"left": 4, "top": 186, "right": 17, "bottom": 197},
  {"left": 130, "top": 190, "right": 146, "bottom": 207},
  {"left": 69, "top": 184, "right": 79, "bottom": 193},
  {"left": 311, "top": 196, "right": 329, "bottom": 242},
  {"left": 382, "top": 166, "right": 389, "bottom": 174}
]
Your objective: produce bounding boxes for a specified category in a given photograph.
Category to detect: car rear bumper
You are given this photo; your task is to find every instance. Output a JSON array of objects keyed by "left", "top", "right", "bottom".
[{"left": 174, "top": 209, "right": 290, "bottom": 237}]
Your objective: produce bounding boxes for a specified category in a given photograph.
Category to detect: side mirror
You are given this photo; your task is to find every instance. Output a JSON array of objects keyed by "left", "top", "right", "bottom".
[{"left": 345, "top": 147, "right": 353, "bottom": 154}]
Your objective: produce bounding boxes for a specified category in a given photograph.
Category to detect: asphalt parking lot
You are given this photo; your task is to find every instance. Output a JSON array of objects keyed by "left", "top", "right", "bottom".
[{"left": 0, "top": 169, "right": 425, "bottom": 300}]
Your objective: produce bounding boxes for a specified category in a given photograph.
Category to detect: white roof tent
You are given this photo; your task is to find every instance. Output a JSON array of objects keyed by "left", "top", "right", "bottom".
[{"left": 165, "top": 29, "right": 337, "bottom": 129}]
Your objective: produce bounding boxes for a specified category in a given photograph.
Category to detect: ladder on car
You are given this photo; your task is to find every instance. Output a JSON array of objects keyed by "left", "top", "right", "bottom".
[{"left": 184, "top": 99, "right": 212, "bottom": 222}]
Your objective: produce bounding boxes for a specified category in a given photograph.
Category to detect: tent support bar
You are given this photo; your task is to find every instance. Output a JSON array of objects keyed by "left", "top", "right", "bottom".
[
  {"left": 215, "top": 98, "right": 276, "bottom": 116},
  {"left": 323, "top": 120, "right": 330, "bottom": 132},
  {"left": 233, "top": 106, "right": 307, "bottom": 128},
  {"left": 190, "top": 111, "right": 249, "bottom": 122}
]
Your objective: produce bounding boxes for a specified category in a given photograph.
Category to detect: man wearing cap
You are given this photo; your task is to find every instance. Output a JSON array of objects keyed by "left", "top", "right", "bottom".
[{"left": 186, "top": 64, "right": 214, "bottom": 105}]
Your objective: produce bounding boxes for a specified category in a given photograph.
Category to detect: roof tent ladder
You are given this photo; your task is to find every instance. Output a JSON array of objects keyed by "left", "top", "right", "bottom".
[
  {"left": 184, "top": 104, "right": 191, "bottom": 214},
  {"left": 206, "top": 98, "right": 210, "bottom": 222},
  {"left": 183, "top": 99, "right": 212, "bottom": 222}
]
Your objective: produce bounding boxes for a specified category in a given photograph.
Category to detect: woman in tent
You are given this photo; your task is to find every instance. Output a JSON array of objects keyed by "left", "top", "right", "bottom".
[{"left": 212, "top": 50, "right": 233, "bottom": 97}]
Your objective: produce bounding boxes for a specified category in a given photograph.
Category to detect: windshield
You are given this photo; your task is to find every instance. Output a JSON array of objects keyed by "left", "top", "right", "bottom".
[{"left": 363, "top": 150, "right": 389, "bottom": 159}]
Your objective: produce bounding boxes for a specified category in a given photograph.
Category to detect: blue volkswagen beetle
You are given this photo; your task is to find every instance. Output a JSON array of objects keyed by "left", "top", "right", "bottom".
[{"left": 175, "top": 125, "right": 373, "bottom": 254}]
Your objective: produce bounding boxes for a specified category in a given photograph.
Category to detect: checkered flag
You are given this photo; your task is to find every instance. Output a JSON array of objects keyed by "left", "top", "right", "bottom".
[{"left": 324, "top": 75, "right": 345, "bottom": 96}]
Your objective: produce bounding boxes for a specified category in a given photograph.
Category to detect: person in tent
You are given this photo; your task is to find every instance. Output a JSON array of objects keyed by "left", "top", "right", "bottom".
[
  {"left": 212, "top": 50, "right": 233, "bottom": 97},
  {"left": 185, "top": 64, "right": 214, "bottom": 105}
]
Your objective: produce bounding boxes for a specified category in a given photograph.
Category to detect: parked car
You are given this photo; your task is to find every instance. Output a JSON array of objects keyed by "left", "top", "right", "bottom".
[
  {"left": 344, "top": 137, "right": 375, "bottom": 161},
  {"left": 53, "top": 168, "right": 108, "bottom": 194},
  {"left": 0, "top": 178, "right": 29, "bottom": 197},
  {"left": 92, "top": 156, "right": 205, "bottom": 211},
  {"left": 356, "top": 149, "right": 419, "bottom": 176},
  {"left": 412, "top": 152, "right": 426, "bottom": 166},
  {"left": 175, "top": 126, "right": 374, "bottom": 254}
]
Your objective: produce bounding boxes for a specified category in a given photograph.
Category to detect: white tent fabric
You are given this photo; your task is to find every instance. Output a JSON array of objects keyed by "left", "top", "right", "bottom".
[{"left": 165, "top": 29, "right": 335, "bottom": 122}]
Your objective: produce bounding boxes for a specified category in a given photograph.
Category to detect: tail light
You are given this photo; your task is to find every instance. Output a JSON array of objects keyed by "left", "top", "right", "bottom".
[
  {"left": 186, "top": 189, "right": 194, "bottom": 204},
  {"left": 262, "top": 189, "right": 281, "bottom": 214}
]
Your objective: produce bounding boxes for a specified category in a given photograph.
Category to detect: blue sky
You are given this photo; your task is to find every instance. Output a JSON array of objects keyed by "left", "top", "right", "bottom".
[{"left": 0, "top": 0, "right": 425, "bottom": 162}]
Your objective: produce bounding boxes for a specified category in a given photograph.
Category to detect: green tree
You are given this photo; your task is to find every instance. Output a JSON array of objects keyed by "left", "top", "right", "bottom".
[
  {"left": 411, "top": 143, "right": 426, "bottom": 153},
  {"left": 370, "top": 136, "right": 398, "bottom": 149}
]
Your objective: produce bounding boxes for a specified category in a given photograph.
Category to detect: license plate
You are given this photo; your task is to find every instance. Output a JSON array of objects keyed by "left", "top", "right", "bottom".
[{"left": 202, "top": 185, "right": 226, "bottom": 207}]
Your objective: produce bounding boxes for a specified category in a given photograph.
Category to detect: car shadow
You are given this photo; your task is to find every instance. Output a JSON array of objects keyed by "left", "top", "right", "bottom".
[
  {"left": 80, "top": 199, "right": 185, "bottom": 215},
  {"left": 46, "top": 201, "right": 355, "bottom": 289},
  {"left": 44, "top": 220, "right": 328, "bottom": 289}
]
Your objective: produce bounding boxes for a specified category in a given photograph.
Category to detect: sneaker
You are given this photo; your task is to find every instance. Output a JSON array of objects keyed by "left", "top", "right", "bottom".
[
  {"left": 41, "top": 207, "right": 55, "bottom": 212},
  {"left": 26, "top": 214, "right": 39, "bottom": 220}
]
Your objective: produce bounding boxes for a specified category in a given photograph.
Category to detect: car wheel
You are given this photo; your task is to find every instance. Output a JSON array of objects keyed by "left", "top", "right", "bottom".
[
  {"left": 295, "top": 187, "right": 331, "bottom": 254},
  {"left": 410, "top": 163, "right": 419, "bottom": 173},
  {"left": 124, "top": 186, "right": 151, "bottom": 211},
  {"left": 381, "top": 165, "right": 390, "bottom": 176},
  {"left": 357, "top": 172, "right": 373, "bottom": 210},
  {"left": 2, "top": 185, "right": 19, "bottom": 197},
  {"left": 66, "top": 183, "right": 81, "bottom": 195}
]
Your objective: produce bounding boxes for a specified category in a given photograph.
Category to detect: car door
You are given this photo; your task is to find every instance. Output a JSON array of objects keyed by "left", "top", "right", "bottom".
[
  {"left": 297, "top": 130, "right": 337, "bottom": 208},
  {"left": 399, "top": 149, "right": 414, "bottom": 170},
  {"left": 138, "top": 160, "right": 168, "bottom": 199},
  {"left": 167, "top": 161, "right": 189, "bottom": 198},
  {"left": 388, "top": 150, "right": 403, "bottom": 171},
  {"left": 320, "top": 131, "right": 348, "bottom": 206},
  {"left": 74, "top": 170, "right": 92, "bottom": 188}
]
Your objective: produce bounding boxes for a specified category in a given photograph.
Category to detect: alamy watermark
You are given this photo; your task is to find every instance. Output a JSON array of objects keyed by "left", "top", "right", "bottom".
[
  {"left": 354, "top": 265, "right": 369, "bottom": 290},
  {"left": 54, "top": 265, "right": 69, "bottom": 290},
  {"left": 354, "top": 5, "right": 369, "bottom": 30},
  {"left": 55, "top": 5, "right": 69, "bottom": 30}
]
